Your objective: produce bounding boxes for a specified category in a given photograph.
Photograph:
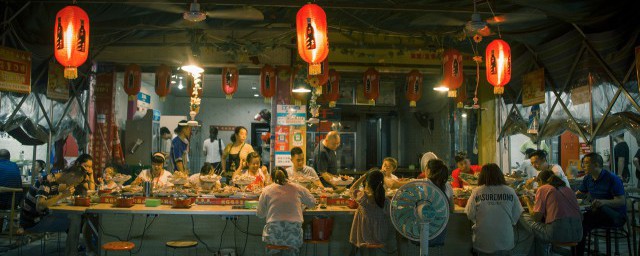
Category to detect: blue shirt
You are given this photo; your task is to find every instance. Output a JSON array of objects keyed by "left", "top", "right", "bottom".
[
  {"left": 0, "top": 159, "right": 23, "bottom": 210},
  {"left": 579, "top": 169, "right": 626, "bottom": 215},
  {"left": 171, "top": 136, "right": 189, "bottom": 171}
]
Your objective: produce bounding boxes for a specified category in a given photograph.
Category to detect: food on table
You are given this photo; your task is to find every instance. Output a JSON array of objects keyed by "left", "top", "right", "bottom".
[
  {"left": 453, "top": 188, "right": 472, "bottom": 199},
  {"left": 199, "top": 174, "right": 221, "bottom": 183},
  {"left": 170, "top": 171, "right": 189, "bottom": 185},
  {"left": 459, "top": 172, "right": 479, "bottom": 185},
  {"left": 232, "top": 174, "right": 255, "bottom": 185},
  {"left": 111, "top": 174, "right": 132, "bottom": 184},
  {"left": 331, "top": 175, "right": 354, "bottom": 186}
]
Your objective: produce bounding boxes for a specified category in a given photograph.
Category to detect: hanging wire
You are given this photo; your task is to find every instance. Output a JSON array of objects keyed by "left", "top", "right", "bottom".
[{"left": 486, "top": 2, "right": 502, "bottom": 38}]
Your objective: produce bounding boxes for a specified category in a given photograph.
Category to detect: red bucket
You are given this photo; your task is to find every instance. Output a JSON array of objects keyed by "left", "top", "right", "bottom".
[{"left": 312, "top": 217, "right": 334, "bottom": 241}]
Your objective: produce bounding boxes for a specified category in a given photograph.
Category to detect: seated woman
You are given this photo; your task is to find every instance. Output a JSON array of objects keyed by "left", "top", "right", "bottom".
[
  {"left": 416, "top": 152, "right": 438, "bottom": 179},
  {"left": 131, "top": 152, "right": 173, "bottom": 189},
  {"left": 189, "top": 163, "right": 222, "bottom": 190},
  {"left": 521, "top": 170, "right": 582, "bottom": 256},
  {"left": 381, "top": 157, "right": 409, "bottom": 189},
  {"left": 349, "top": 169, "right": 390, "bottom": 249},
  {"left": 465, "top": 163, "right": 523, "bottom": 255},
  {"left": 257, "top": 167, "right": 316, "bottom": 255},
  {"left": 424, "top": 159, "right": 454, "bottom": 247},
  {"left": 232, "top": 152, "right": 270, "bottom": 190},
  {"left": 73, "top": 154, "right": 95, "bottom": 196}
]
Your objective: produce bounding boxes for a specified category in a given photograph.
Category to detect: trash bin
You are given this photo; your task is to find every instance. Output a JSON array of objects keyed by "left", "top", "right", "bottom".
[{"left": 312, "top": 216, "right": 333, "bottom": 241}]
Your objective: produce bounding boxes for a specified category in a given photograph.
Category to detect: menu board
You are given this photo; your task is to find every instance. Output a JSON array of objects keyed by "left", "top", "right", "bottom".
[{"left": 0, "top": 46, "right": 31, "bottom": 94}]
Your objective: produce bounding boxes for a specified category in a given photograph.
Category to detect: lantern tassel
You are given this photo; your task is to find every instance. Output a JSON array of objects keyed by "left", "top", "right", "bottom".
[
  {"left": 226, "top": 95, "right": 233, "bottom": 100},
  {"left": 128, "top": 95, "right": 136, "bottom": 101},
  {"left": 308, "top": 63, "right": 321, "bottom": 75},
  {"left": 494, "top": 87, "right": 504, "bottom": 95},
  {"left": 64, "top": 67, "right": 78, "bottom": 79},
  {"left": 264, "top": 97, "right": 272, "bottom": 104},
  {"left": 457, "top": 102, "right": 464, "bottom": 108},
  {"left": 448, "top": 90, "right": 457, "bottom": 98},
  {"left": 368, "top": 99, "right": 375, "bottom": 105},
  {"left": 315, "top": 87, "right": 323, "bottom": 95},
  {"left": 329, "top": 101, "right": 336, "bottom": 108},
  {"left": 409, "top": 101, "right": 416, "bottom": 107}
]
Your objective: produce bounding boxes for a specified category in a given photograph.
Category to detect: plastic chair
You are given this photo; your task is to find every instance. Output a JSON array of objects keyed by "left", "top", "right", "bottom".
[
  {"left": 102, "top": 241, "right": 135, "bottom": 255},
  {"left": 165, "top": 240, "right": 198, "bottom": 256}
]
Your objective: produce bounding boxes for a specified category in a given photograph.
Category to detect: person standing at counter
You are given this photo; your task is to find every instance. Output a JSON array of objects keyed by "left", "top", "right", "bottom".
[
  {"left": 132, "top": 153, "right": 174, "bottom": 188},
  {"left": 73, "top": 154, "right": 95, "bottom": 195},
  {"left": 465, "top": 163, "right": 523, "bottom": 255},
  {"left": 257, "top": 167, "right": 316, "bottom": 255},
  {"left": 160, "top": 127, "right": 173, "bottom": 170},
  {"left": 222, "top": 126, "right": 254, "bottom": 173},
  {"left": 529, "top": 150, "right": 570, "bottom": 187},
  {"left": 203, "top": 127, "right": 224, "bottom": 173},
  {"left": 521, "top": 170, "right": 582, "bottom": 256},
  {"left": 613, "top": 134, "right": 630, "bottom": 182},
  {"left": 0, "top": 149, "right": 23, "bottom": 210},
  {"left": 233, "top": 152, "right": 269, "bottom": 190},
  {"left": 575, "top": 152, "right": 627, "bottom": 255},
  {"left": 349, "top": 169, "right": 390, "bottom": 249},
  {"left": 451, "top": 152, "right": 482, "bottom": 188},
  {"left": 313, "top": 131, "right": 341, "bottom": 188},
  {"left": 171, "top": 120, "right": 191, "bottom": 173},
  {"left": 286, "top": 147, "right": 323, "bottom": 188}
]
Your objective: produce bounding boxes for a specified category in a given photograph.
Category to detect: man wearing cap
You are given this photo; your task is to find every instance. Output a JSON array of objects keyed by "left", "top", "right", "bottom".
[{"left": 171, "top": 120, "right": 191, "bottom": 173}]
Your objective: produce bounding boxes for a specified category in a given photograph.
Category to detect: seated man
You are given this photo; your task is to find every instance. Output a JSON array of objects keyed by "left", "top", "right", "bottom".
[
  {"left": 528, "top": 150, "right": 570, "bottom": 187},
  {"left": 575, "top": 152, "right": 627, "bottom": 255},
  {"left": 20, "top": 166, "right": 85, "bottom": 232},
  {"left": 451, "top": 152, "right": 482, "bottom": 188},
  {"left": 286, "top": 147, "right": 323, "bottom": 188},
  {"left": 0, "top": 149, "right": 23, "bottom": 210}
]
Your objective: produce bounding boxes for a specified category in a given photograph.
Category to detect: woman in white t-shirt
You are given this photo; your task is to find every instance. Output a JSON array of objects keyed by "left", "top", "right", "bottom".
[
  {"left": 257, "top": 167, "right": 316, "bottom": 254},
  {"left": 465, "top": 163, "right": 524, "bottom": 255},
  {"left": 131, "top": 152, "right": 173, "bottom": 189}
]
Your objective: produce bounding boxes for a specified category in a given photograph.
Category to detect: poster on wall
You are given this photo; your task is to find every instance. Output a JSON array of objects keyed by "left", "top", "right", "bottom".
[
  {"left": 47, "top": 61, "right": 69, "bottom": 100},
  {"left": 275, "top": 104, "right": 307, "bottom": 166},
  {"left": 522, "top": 68, "right": 545, "bottom": 106},
  {"left": 0, "top": 46, "right": 31, "bottom": 94},
  {"left": 276, "top": 105, "right": 306, "bottom": 125}
]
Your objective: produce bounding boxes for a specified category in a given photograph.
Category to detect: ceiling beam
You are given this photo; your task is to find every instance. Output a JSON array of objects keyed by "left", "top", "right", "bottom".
[{"left": 16, "top": 0, "right": 500, "bottom": 14}]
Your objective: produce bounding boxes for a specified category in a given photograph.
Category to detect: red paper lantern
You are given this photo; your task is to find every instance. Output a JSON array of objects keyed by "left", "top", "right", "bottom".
[
  {"left": 307, "top": 58, "right": 329, "bottom": 91},
  {"left": 296, "top": 3, "right": 329, "bottom": 75},
  {"left": 485, "top": 39, "right": 511, "bottom": 94},
  {"left": 54, "top": 5, "right": 90, "bottom": 79},
  {"left": 186, "top": 75, "right": 202, "bottom": 98},
  {"left": 155, "top": 64, "right": 171, "bottom": 101},
  {"left": 325, "top": 69, "right": 340, "bottom": 107},
  {"left": 123, "top": 64, "right": 141, "bottom": 100},
  {"left": 405, "top": 70, "right": 423, "bottom": 107},
  {"left": 363, "top": 68, "right": 380, "bottom": 104},
  {"left": 222, "top": 67, "right": 239, "bottom": 99},
  {"left": 443, "top": 49, "right": 464, "bottom": 97},
  {"left": 260, "top": 65, "right": 276, "bottom": 103}
]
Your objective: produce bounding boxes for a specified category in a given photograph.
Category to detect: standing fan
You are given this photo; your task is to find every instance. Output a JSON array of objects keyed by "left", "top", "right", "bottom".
[{"left": 390, "top": 180, "right": 449, "bottom": 256}]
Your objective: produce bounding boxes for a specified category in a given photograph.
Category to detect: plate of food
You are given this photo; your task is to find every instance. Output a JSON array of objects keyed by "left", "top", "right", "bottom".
[
  {"left": 232, "top": 175, "right": 255, "bottom": 185},
  {"left": 111, "top": 174, "right": 132, "bottom": 184},
  {"left": 170, "top": 172, "right": 189, "bottom": 185},
  {"left": 459, "top": 172, "right": 479, "bottom": 185},
  {"left": 331, "top": 175, "right": 354, "bottom": 186}
]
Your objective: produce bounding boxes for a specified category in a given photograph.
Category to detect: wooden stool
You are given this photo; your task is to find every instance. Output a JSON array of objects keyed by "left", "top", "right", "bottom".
[
  {"left": 304, "top": 239, "right": 330, "bottom": 256},
  {"left": 552, "top": 242, "right": 578, "bottom": 256},
  {"left": 165, "top": 240, "right": 198, "bottom": 256},
  {"left": 102, "top": 241, "right": 135, "bottom": 255}
]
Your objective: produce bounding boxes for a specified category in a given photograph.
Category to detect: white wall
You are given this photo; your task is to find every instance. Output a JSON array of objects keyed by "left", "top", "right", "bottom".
[{"left": 114, "top": 72, "right": 163, "bottom": 128}]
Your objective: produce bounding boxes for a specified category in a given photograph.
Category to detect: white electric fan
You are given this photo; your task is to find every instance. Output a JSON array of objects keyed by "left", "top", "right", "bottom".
[{"left": 390, "top": 180, "right": 450, "bottom": 256}]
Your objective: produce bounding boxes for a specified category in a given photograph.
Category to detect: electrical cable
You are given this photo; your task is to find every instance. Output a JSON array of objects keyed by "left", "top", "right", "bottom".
[
  {"left": 233, "top": 218, "right": 238, "bottom": 255},
  {"left": 190, "top": 215, "right": 217, "bottom": 253},
  {"left": 125, "top": 215, "right": 134, "bottom": 241},
  {"left": 242, "top": 217, "right": 249, "bottom": 256},
  {"left": 230, "top": 218, "right": 261, "bottom": 237},
  {"left": 131, "top": 215, "right": 157, "bottom": 255},
  {"left": 218, "top": 219, "right": 229, "bottom": 251}
]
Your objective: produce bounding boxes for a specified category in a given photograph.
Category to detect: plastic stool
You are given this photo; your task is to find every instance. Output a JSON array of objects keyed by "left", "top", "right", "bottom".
[
  {"left": 552, "top": 242, "right": 578, "bottom": 256},
  {"left": 102, "top": 241, "right": 135, "bottom": 255},
  {"left": 588, "top": 226, "right": 632, "bottom": 256},
  {"left": 165, "top": 240, "right": 198, "bottom": 256},
  {"left": 304, "top": 239, "right": 330, "bottom": 256}
]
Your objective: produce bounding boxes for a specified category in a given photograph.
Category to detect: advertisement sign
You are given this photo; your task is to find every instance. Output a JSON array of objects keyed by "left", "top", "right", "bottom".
[
  {"left": 0, "top": 46, "right": 31, "bottom": 94},
  {"left": 275, "top": 104, "right": 307, "bottom": 166},
  {"left": 276, "top": 105, "right": 306, "bottom": 126},
  {"left": 522, "top": 69, "right": 545, "bottom": 106},
  {"left": 47, "top": 61, "right": 69, "bottom": 100}
]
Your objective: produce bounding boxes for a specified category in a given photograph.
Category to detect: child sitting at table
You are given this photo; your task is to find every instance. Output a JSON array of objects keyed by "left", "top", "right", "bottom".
[
  {"left": 97, "top": 165, "right": 118, "bottom": 190},
  {"left": 381, "top": 157, "right": 410, "bottom": 189},
  {"left": 349, "top": 169, "right": 390, "bottom": 249},
  {"left": 189, "top": 163, "right": 222, "bottom": 190},
  {"left": 232, "top": 152, "right": 270, "bottom": 190},
  {"left": 257, "top": 167, "right": 316, "bottom": 255}
]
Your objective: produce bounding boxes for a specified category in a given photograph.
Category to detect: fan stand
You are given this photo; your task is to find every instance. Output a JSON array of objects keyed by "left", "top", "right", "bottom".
[{"left": 416, "top": 202, "right": 431, "bottom": 256}]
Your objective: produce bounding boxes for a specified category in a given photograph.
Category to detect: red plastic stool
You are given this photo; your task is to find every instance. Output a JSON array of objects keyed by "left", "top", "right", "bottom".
[
  {"left": 102, "top": 241, "right": 135, "bottom": 255},
  {"left": 553, "top": 242, "right": 578, "bottom": 256}
]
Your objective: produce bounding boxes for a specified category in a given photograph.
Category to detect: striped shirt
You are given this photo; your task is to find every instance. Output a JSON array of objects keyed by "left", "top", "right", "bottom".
[{"left": 20, "top": 174, "right": 60, "bottom": 228}]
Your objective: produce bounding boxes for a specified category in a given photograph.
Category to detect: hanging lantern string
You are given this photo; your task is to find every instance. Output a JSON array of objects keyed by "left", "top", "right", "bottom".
[{"left": 486, "top": 2, "right": 502, "bottom": 39}]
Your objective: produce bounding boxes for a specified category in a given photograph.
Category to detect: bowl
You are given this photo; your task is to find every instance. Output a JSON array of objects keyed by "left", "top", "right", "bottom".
[
  {"left": 74, "top": 197, "right": 91, "bottom": 207},
  {"left": 99, "top": 189, "right": 113, "bottom": 195},
  {"left": 172, "top": 198, "right": 193, "bottom": 208}
]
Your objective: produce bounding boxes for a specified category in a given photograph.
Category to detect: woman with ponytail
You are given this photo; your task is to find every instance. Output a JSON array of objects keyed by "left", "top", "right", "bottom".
[
  {"left": 521, "top": 170, "right": 582, "bottom": 256},
  {"left": 424, "top": 159, "right": 454, "bottom": 247},
  {"left": 349, "top": 169, "right": 390, "bottom": 248},
  {"left": 257, "top": 167, "right": 315, "bottom": 255}
]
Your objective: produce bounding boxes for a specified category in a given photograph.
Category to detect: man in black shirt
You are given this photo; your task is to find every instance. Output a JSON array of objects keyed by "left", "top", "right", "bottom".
[
  {"left": 313, "top": 131, "right": 341, "bottom": 187},
  {"left": 613, "top": 134, "right": 630, "bottom": 182}
]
